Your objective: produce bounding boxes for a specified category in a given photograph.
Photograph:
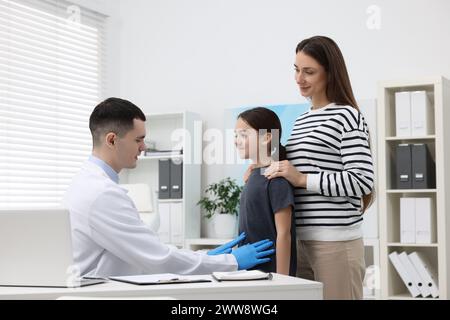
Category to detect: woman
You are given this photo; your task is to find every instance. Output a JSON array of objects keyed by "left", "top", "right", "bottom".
[
  {"left": 235, "top": 107, "right": 296, "bottom": 276},
  {"left": 263, "top": 36, "right": 374, "bottom": 299}
]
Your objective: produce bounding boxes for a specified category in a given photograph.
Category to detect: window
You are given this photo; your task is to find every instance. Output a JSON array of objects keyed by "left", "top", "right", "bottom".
[{"left": 0, "top": 0, "right": 107, "bottom": 208}]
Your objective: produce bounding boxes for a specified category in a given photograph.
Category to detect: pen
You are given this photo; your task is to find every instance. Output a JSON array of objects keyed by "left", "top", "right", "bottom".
[{"left": 157, "top": 278, "right": 180, "bottom": 283}]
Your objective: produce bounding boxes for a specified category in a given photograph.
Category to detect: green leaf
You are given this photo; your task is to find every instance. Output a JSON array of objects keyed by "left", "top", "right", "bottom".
[{"left": 197, "top": 177, "right": 243, "bottom": 219}]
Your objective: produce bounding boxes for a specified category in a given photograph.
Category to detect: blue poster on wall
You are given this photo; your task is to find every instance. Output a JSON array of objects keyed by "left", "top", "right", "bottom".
[
  {"left": 222, "top": 100, "right": 379, "bottom": 241},
  {"left": 224, "top": 103, "right": 310, "bottom": 184},
  {"left": 224, "top": 103, "right": 310, "bottom": 145}
]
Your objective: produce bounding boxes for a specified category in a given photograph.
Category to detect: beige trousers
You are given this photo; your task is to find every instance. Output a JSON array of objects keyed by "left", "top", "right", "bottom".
[{"left": 296, "top": 238, "right": 366, "bottom": 300}]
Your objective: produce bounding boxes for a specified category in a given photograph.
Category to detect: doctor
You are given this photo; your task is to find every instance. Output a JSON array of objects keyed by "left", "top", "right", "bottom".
[{"left": 63, "top": 97, "right": 275, "bottom": 277}]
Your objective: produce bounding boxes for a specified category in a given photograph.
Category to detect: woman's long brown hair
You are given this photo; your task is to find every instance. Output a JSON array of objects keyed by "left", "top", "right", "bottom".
[{"left": 296, "top": 36, "right": 374, "bottom": 213}]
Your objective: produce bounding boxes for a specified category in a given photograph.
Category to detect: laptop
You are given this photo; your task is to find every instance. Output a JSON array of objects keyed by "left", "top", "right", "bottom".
[{"left": 0, "top": 209, "right": 105, "bottom": 288}]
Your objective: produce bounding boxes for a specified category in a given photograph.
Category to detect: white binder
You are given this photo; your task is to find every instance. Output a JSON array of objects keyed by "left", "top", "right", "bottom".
[
  {"left": 395, "top": 91, "right": 412, "bottom": 137},
  {"left": 398, "top": 252, "right": 431, "bottom": 297},
  {"left": 389, "top": 251, "right": 421, "bottom": 297},
  {"left": 411, "top": 91, "right": 434, "bottom": 136},
  {"left": 400, "top": 198, "right": 415, "bottom": 243},
  {"left": 415, "top": 198, "right": 436, "bottom": 244},
  {"left": 408, "top": 251, "right": 439, "bottom": 298}
]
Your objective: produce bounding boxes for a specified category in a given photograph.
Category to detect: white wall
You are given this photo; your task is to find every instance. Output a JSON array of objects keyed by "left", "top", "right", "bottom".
[
  {"left": 69, "top": 0, "right": 122, "bottom": 99},
  {"left": 115, "top": 0, "right": 450, "bottom": 179},
  {"left": 113, "top": 0, "right": 450, "bottom": 235}
]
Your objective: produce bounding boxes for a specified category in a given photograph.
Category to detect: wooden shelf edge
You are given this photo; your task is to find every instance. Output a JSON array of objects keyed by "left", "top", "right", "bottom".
[
  {"left": 387, "top": 243, "right": 438, "bottom": 248},
  {"left": 385, "top": 135, "right": 436, "bottom": 141},
  {"left": 138, "top": 154, "right": 183, "bottom": 161},
  {"left": 386, "top": 189, "right": 437, "bottom": 193},
  {"left": 388, "top": 293, "right": 439, "bottom": 300}
]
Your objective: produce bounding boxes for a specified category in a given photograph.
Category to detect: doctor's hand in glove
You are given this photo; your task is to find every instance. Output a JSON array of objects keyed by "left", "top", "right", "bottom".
[
  {"left": 207, "top": 232, "right": 246, "bottom": 255},
  {"left": 231, "top": 239, "right": 275, "bottom": 270}
]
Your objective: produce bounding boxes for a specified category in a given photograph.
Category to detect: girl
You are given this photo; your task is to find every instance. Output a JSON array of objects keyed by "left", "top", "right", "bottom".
[
  {"left": 263, "top": 36, "right": 375, "bottom": 299},
  {"left": 235, "top": 107, "right": 296, "bottom": 276}
]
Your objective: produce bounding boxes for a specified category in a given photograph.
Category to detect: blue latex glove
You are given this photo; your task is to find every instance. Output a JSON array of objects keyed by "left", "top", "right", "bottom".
[
  {"left": 207, "top": 232, "right": 246, "bottom": 255},
  {"left": 231, "top": 239, "right": 275, "bottom": 270}
]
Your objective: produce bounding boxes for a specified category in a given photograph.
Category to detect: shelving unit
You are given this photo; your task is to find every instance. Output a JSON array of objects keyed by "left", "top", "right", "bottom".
[
  {"left": 138, "top": 154, "right": 183, "bottom": 161},
  {"left": 386, "top": 189, "right": 437, "bottom": 193},
  {"left": 378, "top": 76, "right": 450, "bottom": 299},
  {"left": 119, "top": 111, "right": 203, "bottom": 247},
  {"left": 387, "top": 243, "right": 438, "bottom": 247}
]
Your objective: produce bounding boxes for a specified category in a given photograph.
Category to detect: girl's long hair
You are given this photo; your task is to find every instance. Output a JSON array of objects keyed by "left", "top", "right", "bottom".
[{"left": 238, "top": 107, "right": 287, "bottom": 161}]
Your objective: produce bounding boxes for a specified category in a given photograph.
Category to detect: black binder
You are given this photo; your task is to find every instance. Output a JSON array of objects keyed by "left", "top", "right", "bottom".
[
  {"left": 170, "top": 160, "right": 183, "bottom": 199},
  {"left": 411, "top": 144, "right": 436, "bottom": 189},
  {"left": 158, "top": 159, "right": 171, "bottom": 199},
  {"left": 396, "top": 144, "right": 412, "bottom": 189}
]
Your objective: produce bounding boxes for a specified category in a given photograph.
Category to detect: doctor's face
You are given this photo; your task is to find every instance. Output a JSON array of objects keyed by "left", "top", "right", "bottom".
[{"left": 115, "top": 119, "right": 146, "bottom": 170}]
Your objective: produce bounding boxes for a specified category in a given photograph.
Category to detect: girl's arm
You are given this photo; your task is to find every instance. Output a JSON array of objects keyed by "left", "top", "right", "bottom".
[{"left": 274, "top": 206, "right": 293, "bottom": 275}]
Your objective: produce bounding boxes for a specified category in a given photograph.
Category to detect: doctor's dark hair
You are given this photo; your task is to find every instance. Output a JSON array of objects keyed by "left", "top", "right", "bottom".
[
  {"left": 296, "top": 36, "right": 374, "bottom": 213},
  {"left": 237, "top": 107, "right": 287, "bottom": 161},
  {"left": 89, "top": 97, "right": 146, "bottom": 147}
]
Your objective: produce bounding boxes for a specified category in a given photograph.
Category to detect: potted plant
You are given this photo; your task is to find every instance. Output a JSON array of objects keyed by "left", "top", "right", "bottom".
[{"left": 197, "top": 177, "right": 243, "bottom": 239}]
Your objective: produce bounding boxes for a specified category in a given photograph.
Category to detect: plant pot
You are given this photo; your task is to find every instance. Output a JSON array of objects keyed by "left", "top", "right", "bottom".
[{"left": 212, "top": 213, "right": 237, "bottom": 239}]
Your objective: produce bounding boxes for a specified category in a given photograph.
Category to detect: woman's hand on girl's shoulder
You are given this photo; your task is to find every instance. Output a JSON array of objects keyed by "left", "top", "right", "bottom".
[{"left": 264, "top": 160, "right": 307, "bottom": 188}]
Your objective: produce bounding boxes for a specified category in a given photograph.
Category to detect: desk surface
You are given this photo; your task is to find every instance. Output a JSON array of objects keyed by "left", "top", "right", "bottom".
[{"left": 0, "top": 273, "right": 322, "bottom": 300}]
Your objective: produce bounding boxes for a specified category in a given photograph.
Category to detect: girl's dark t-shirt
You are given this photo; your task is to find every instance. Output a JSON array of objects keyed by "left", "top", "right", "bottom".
[{"left": 238, "top": 168, "right": 297, "bottom": 276}]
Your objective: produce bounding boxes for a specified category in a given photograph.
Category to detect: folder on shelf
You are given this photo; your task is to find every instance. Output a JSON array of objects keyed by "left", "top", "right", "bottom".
[
  {"left": 411, "top": 91, "right": 434, "bottom": 136},
  {"left": 158, "top": 159, "right": 171, "bottom": 199},
  {"left": 400, "top": 198, "right": 415, "bottom": 243},
  {"left": 388, "top": 251, "right": 421, "bottom": 298},
  {"left": 170, "top": 160, "right": 183, "bottom": 199},
  {"left": 396, "top": 144, "right": 412, "bottom": 189},
  {"left": 411, "top": 144, "right": 436, "bottom": 189},
  {"left": 408, "top": 251, "right": 439, "bottom": 298},
  {"left": 398, "top": 252, "right": 431, "bottom": 298},
  {"left": 415, "top": 198, "right": 436, "bottom": 244},
  {"left": 395, "top": 91, "right": 412, "bottom": 137}
]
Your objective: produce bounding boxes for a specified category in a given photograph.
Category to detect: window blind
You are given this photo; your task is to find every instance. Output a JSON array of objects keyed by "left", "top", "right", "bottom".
[{"left": 0, "top": 0, "right": 107, "bottom": 208}]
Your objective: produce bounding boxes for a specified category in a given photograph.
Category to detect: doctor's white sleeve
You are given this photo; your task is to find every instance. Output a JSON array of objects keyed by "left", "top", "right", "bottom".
[{"left": 87, "top": 187, "right": 238, "bottom": 275}]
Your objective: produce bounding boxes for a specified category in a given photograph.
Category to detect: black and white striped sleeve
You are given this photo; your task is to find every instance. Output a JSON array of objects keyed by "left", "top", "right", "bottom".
[{"left": 306, "top": 113, "right": 374, "bottom": 197}]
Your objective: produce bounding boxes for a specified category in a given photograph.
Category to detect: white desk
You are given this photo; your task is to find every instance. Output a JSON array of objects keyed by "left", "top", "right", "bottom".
[{"left": 0, "top": 274, "right": 322, "bottom": 300}]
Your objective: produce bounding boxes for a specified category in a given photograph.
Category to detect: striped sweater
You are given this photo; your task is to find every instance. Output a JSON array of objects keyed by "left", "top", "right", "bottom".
[{"left": 286, "top": 103, "right": 374, "bottom": 241}]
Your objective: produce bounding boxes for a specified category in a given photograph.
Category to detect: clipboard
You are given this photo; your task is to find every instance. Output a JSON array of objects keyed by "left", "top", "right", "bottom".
[
  {"left": 109, "top": 274, "right": 212, "bottom": 286},
  {"left": 211, "top": 271, "right": 273, "bottom": 282}
]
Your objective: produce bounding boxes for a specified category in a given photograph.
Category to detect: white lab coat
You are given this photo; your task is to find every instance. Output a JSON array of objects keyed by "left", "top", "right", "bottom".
[{"left": 63, "top": 161, "right": 237, "bottom": 277}]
